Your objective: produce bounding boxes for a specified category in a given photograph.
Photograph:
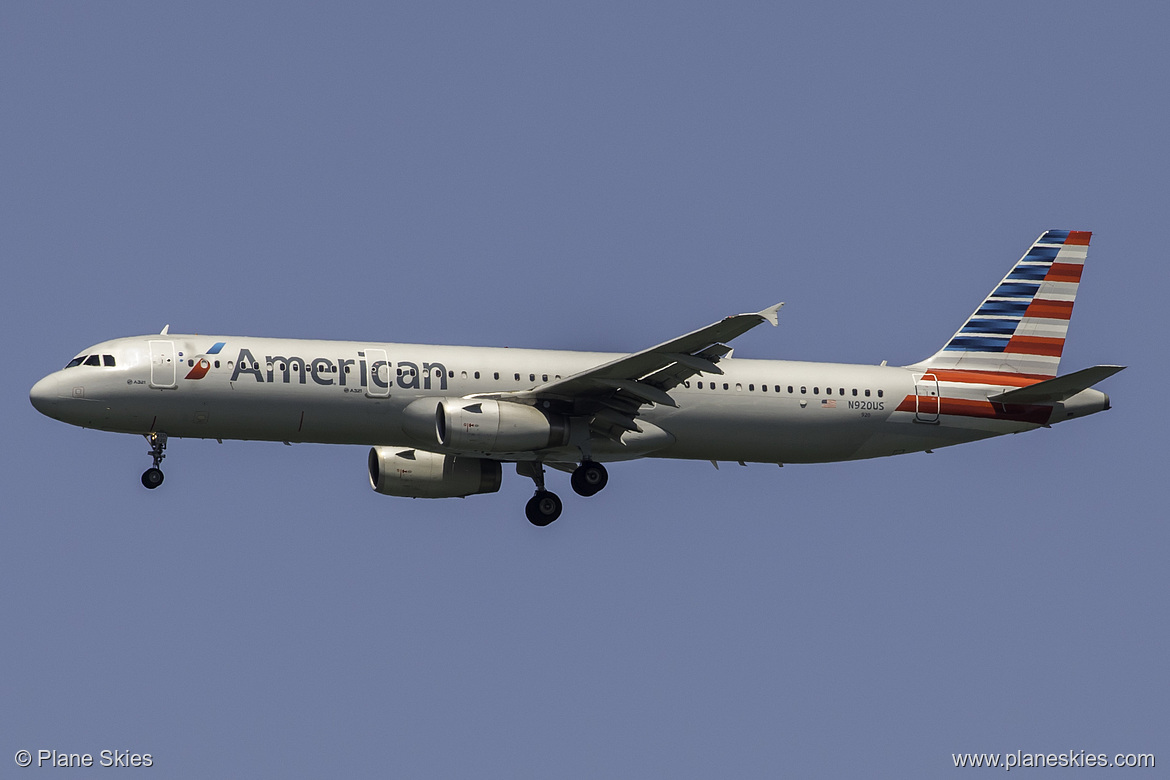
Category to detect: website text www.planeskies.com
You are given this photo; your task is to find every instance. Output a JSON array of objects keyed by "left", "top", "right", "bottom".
[{"left": 953, "top": 750, "right": 1154, "bottom": 771}]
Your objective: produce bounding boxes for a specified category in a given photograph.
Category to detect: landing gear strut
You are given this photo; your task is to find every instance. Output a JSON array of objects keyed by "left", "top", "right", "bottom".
[
  {"left": 571, "top": 460, "right": 608, "bottom": 497},
  {"left": 518, "top": 461, "right": 562, "bottom": 526},
  {"left": 141, "top": 432, "right": 167, "bottom": 489}
]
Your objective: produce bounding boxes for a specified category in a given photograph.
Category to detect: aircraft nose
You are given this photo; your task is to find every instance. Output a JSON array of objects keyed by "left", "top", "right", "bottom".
[{"left": 30, "top": 374, "right": 60, "bottom": 416}]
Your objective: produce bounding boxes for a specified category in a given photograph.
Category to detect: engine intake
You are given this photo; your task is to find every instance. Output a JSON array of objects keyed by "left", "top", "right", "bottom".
[{"left": 368, "top": 447, "right": 502, "bottom": 498}]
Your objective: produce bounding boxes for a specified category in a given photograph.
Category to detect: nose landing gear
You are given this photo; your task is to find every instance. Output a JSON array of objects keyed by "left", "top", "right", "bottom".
[{"left": 141, "top": 432, "right": 167, "bottom": 489}]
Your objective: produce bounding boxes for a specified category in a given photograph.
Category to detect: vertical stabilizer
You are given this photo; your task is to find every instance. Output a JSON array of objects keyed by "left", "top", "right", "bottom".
[{"left": 911, "top": 230, "right": 1090, "bottom": 378}]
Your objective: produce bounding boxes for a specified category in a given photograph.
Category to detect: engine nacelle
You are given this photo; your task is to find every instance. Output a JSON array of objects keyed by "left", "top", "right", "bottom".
[
  {"left": 404, "top": 397, "right": 569, "bottom": 453},
  {"left": 368, "top": 447, "right": 502, "bottom": 498},
  {"left": 440, "top": 398, "right": 569, "bottom": 451}
]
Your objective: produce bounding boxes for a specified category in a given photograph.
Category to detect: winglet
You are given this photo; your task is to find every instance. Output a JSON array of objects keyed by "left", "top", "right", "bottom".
[{"left": 757, "top": 302, "right": 784, "bottom": 327}]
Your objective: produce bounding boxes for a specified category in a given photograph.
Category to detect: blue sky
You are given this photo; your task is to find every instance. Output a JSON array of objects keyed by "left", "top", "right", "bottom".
[{"left": 3, "top": 3, "right": 1166, "bottom": 777}]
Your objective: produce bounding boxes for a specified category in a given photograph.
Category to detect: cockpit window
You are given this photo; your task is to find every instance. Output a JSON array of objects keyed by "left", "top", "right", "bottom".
[
  {"left": 65, "top": 356, "right": 86, "bottom": 368},
  {"left": 84, "top": 355, "right": 101, "bottom": 366},
  {"left": 103, "top": 355, "right": 116, "bottom": 367}
]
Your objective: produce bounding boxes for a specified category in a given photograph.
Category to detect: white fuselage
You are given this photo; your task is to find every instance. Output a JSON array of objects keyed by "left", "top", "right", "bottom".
[{"left": 29, "top": 333, "right": 1084, "bottom": 465}]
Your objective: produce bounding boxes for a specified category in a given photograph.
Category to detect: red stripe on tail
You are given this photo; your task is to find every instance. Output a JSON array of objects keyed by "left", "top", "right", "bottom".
[
  {"left": 1046, "top": 263, "right": 1084, "bottom": 283},
  {"left": 1024, "top": 299, "right": 1074, "bottom": 320},
  {"left": 1004, "top": 335, "right": 1065, "bottom": 358}
]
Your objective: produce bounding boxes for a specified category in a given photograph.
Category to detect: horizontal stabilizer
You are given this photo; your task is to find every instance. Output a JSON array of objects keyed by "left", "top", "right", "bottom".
[{"left": 989, "top": 365, "right": 1125, "bottom": 404}]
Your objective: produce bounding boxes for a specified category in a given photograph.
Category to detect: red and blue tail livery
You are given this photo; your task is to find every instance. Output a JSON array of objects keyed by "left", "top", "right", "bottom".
[{"left": 917, "top": 230, "right": 1091, "bottom": 379}]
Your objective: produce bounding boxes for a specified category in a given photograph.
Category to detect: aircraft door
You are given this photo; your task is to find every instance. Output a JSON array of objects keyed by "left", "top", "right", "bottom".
[
  {"left": 149, "top": 340, "right": 177, "bottom": 388},
  {"left": 915, "top": 373, "right": 940, "bottom": 423},
  {"left": 365, "top": 348, "right": 390, "bottom": 397}
]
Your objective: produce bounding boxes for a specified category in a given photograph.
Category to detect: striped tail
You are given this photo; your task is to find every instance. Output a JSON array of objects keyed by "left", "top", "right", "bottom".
[{"left": 911, "top": 230, "right": 1091, "bottom": 378}]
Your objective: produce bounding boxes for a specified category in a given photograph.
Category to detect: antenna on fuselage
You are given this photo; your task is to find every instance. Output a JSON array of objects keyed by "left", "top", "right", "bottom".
[{"left": 160, "top": 324, "right": 170, "bottom": 335}]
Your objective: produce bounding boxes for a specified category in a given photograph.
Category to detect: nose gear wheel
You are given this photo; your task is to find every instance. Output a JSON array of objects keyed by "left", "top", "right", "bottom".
[{"left": 141, "top": 432, "right": 168, "bottom": 490}]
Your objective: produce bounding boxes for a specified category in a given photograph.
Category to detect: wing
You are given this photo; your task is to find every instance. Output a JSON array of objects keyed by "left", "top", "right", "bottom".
[{"left": 474, "top": 302, "right": 783, "bottom": 443}]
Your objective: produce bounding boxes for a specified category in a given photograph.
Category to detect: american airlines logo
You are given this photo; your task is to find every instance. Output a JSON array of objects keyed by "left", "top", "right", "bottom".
[
  {"left": 226, "top": 348, "right": 449, "bottom": 391},
  {"left": 184, "top": 342, "right": 225, "bottom": 380}
]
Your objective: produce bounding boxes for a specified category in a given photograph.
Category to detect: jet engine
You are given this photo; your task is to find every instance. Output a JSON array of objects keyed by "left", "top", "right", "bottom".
[
  {"left": 403, "top": 398, "right": 569, "bottom": 453},
  {"left": 368, "top": 447, "right": 502, "bottom": 498}
]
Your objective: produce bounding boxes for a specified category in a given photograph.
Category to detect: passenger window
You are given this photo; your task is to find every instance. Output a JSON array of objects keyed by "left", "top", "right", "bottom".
[
  {"left": 493, "top": 372, "right": 499, "bottom": 380},
  {"left": 684, "top": 381, "right": 691, "bottom": 388},
  {"left": 800, "top": 386, "right": 806, "bottom": 394},
  {"left": 474, "top": 371, "right": 480, "bottom": 379},
  {"left": 852, "top": 389, "right": 858, "bottom": 396},
  {"left": 839, "top": 388, "right": 845, "bottom": 395},
  {"left": 542, "top": 374, "right": 548, "bottom": 382},
  {"left": 722, "top": 383, "right": 729, "bottom": 390},
  {"left": 84, "top": 355, "right": 101, "bottom": 366},
  {"left": 697, "top": 381, "right": 703, "bottom": 389},
  {"left": 786, "top": 386, "right": 792, "bottom": 393},
  {"left": 813, "top": 387, "right": 819, "bottom": 395},
  {"left": 530, "top": 374, "right": 535, "bottom": 382},
  {"left": 878, "top": 389, "right": 884, "bottom": 398},
  {"left": 826, "top": 387, "right": 832, "bottom": 395},
  {"left": 865, "top": 389, "right": 871, "bottom": 397},
  {"left": 749, "top": 384, "right": 755, "bottom": 391},
  {"left": 514, "top": 373, "right": 520, "bottom": 381}
]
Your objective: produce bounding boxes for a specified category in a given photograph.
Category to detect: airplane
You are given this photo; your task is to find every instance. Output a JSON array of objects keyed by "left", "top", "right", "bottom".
[{"left": 30, "top": 230, "right": 1123, "bottom": 526}]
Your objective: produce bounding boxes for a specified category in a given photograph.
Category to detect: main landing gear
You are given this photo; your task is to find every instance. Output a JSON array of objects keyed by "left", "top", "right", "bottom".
[
  {"left": 519, "top": 461, "right": 561, "bottom": 526},
  {"left": 519, "top": 459, "right": 610, "bottom": 526},
  {"left": 141, "top": 432, "right": 167, "bottom": 489},
  {"left": 525, "top": 491, "right": 562, "bottom": 527},
  {"left": 570, "top": 460, "right": 608, "bottom": 497}
]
